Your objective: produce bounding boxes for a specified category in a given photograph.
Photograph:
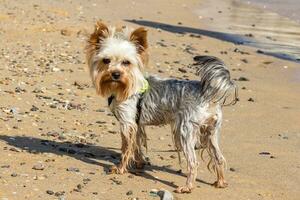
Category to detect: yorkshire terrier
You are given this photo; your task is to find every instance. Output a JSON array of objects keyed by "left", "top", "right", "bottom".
[{"left": 85, "top": 21, "right": 237, "bottom": 193}]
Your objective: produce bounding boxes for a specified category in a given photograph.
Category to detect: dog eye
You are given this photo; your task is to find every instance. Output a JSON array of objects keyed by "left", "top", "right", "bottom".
[
  {"left": 122, "top": 60, "right": 131, "bottom": 66},
  {"left": 102, "top": 58, "right": 111, "bottom": 64}
]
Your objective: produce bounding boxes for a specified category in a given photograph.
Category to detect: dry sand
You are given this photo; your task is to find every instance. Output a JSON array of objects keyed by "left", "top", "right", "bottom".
[{"left": 0, "top": 0, "right": 299, "bottom": 199}]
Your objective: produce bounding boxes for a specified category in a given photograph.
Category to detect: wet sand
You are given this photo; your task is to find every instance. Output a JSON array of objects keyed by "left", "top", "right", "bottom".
[
  {"left": 0, "top": 0, "right": 300, "bottom": 200},
  {"left": 242, "top": 0, "right": 300, "bottom": 23},
  {"left": 197, "top": 0, "right": 300, "bottom": 62}
]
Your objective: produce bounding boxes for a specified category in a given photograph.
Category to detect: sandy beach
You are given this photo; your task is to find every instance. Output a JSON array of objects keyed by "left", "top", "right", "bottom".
[{"left": 0, "top": 0, "right": 299, "bottom": 199}]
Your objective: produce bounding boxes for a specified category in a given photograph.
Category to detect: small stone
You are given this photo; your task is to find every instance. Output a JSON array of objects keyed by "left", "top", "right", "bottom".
[
  {"left": 54, "top": 191, "right": 65, "bottom": 197},
  {"left": 245, "top": 33, "right": 254, "bottom": 37},
  {"left": 229, "top": 167, "right": 236, "bottom": 172},
  {"left": 30, "top": 105, "right": 39, "bottom": 111},
  {"left": 150, "top": 189, "right": 159, "bottom": 197},
  {"left": 238, "top": 77, "right": 249, "bottom": 81},
  {"left": 46, "top": 190, "right": 54, "bottom": 195},
  {"left": 66, "top": 167, "right": 80, "bottom": 172},
  {"left": 83, "top": 178, "right": 91, "bottom": 183},
  {"left": 110, "top": 177, "right": 122, "bottom": 185},
  {"left": 74, "top": 184, "right": 83, "bottom": 192},
  {"left": 32, "top": 163, "right": 45, "bottom": 170},
  {"left": 50, "top": 105, "right": 57, "bottom": 109},
  {"left": 159, "top": 137, "right": 164, "bottom": 141},
  {"left": 259, "top": 152, "right": 271, "bottom": 155},
  {"left": 96, "top": 121, "right": 106, "bottom": 124},
  {"left": 60, "top": 29, "right": 71, "bottom": 36},
  {"left": 126, "top": 190, "right": 133, "bottom": 195},
  {"left": 257, "top": 49, "right": 264, "bottom": 54},
  {"left": 9, "top": 147, "right": 21, "bottom": 152},
  {"left": 248, "top": 98, "right": 254, "bottom": 102},
  {"left": 270, "top": 156, "right": 276, "bottom": 159},
  {"left": 241, "top": 58, "right": 248, "bottom": 63},
  {"left": 178, "top": 68, "right": 187, "bottom": 73},
  {"left": 11, "top": 173, "right": 18, "bottom": 177},
  {"left": 157, "top": 190, "right": 174, "bottom": 200}
]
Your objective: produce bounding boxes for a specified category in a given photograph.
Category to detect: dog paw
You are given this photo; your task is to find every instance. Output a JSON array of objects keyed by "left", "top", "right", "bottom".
[
  {"left": 108, "top": 165, "right": 127, "bottom": 174},
  {"left": 213, "top": 180, "right": 228, "bottom": 188},
  {"left": 174, "top": 186, "right": 192, "bottom": 193},
  {"left": 135, "top": 162, "right": 146, "bottom": 169}
]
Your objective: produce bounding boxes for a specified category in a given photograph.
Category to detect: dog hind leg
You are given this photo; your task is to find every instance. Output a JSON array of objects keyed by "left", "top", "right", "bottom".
[
  {"left": 174, "top": 120, "right": 199, "bottom": 193},
  {"left": 206, "top": 115, "right": 228, "bottom": 188}
]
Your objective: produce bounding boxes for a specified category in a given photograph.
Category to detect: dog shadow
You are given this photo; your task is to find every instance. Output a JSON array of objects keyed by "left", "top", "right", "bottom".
[
  {"left": 0, "top": 134, "right": 211, "bottom": 189},
  {"left": 125, "top": 19, "right": 300, "bottom": 63}
]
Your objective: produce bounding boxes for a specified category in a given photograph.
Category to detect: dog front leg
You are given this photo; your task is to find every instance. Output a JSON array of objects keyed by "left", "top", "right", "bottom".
[{"left": 110, "top": 123, "right": 137, "bottom": 174}]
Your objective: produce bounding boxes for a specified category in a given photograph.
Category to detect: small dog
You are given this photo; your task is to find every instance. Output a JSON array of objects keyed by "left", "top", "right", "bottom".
[{"left": 85, "top": 21, "right": 237, "bottom": 193}]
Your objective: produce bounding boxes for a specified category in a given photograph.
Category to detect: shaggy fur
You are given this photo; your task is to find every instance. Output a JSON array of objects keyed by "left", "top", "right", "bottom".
[{"left": 85, "top": 21, "right": 237, "bottom": 193}]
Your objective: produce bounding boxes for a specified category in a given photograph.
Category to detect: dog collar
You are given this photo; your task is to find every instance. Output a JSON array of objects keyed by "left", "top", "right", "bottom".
[{"left": 138, "top": 79, "right": 149, "bottom": 94}]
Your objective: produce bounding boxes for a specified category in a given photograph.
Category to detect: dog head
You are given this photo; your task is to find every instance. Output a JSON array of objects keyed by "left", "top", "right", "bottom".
[{"left": 85, "top": 21, "right": 148, "bottom": 102}]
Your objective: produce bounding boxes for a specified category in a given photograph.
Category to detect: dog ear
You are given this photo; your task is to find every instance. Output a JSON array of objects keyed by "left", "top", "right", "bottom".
[
  {"left": 130, "top": 27, "right": 149, "bottom": 66},
  {"left": 88, "top": 21, "right": 109, "bottom": 48},
  {"left": 86, "top": 21, "right": 109, "bottom": 65},
  {"left": 130, "top": 27, "right": 148, "bottom": 53}
]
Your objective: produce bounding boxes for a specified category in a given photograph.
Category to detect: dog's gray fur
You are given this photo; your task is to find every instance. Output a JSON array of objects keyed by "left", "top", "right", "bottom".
[{"left": 110, "top": 56, "right": 237, "bottom": 191}]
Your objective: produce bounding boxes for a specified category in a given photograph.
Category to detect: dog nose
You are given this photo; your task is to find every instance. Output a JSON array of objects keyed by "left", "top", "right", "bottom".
[{"left": 111, "top": 71, "right": 121, "bottom": 80}]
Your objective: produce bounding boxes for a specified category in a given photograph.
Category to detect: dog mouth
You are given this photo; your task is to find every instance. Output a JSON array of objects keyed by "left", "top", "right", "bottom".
[{"left": 104, "top": 79, "right": 121, "bottom": 83}]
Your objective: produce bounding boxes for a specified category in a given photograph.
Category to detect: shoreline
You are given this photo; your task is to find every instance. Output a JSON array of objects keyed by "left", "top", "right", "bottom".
[
  {"left": 195, "top": 0, "right": 300, "bottom": 63},
  {"left": 241, "top": 0, "right": 300, "bottom": 23}
]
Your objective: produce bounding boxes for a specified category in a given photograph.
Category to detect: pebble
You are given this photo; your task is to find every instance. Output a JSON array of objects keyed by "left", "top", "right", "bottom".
[
  {"left": 66, "top": 167, "right": 80, "bottom": 172},
  {"left": 257, "top": 49, "right": 264, "bottom": 54},
  {"left": 110, "top": 177, "right": 122, "bottom": 185},
  {"left": 159, "top": 136, "right": 164, "bottom": 141},
  {"left": 238, "top": 77, "right": 249, "bottom": 81},
  {"left": 150, "top": 189, "right": 159, "bottom": 197},
  {"left": 126, "top": 190, "right": 133, "bottom": 195},
  {"left": 157, "top": 190, "right": 174, "bottom": 200},
  {"left": 241, "top": 58, "right": 248, "bottom": 63},
  {"left": 54, "top": 191, "right": 65, "bottom": 197},
  {"left": 178, "top": 68, "right": 187, "bottom": 73},
  {"left": 46, "top": 190, "right": 54, "bottom": 195},
  {"left": 30, "top": 105, "right": 39, "bottom": 111},
  {"left": 248, "top": 98, "right": 254, "bottom": 102},
  {"left": 259, "top": 152, "right": 271, "bottom": 155},
  {"left": 9, "top": 147, "right": 21, "bottom": 152},
  {"left": 32, "top": 163, "right": 45, "bottom": 170},
  {"left": 73, "top": 184, "right": 83, "bottom": 192},
  {"left": 95, "top": 109, "right": 105, "bottom": 112},
  {"left": 60, "top": 29, "right": 71, "bottom": 36},
  {"left": 229, "top": 167, "right": 236, "bottom": 172}
]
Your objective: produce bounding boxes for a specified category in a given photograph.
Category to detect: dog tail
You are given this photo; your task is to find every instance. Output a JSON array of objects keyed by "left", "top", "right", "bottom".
[{"left": 194, "top": 56, "right": 238, "bottom": 105}]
